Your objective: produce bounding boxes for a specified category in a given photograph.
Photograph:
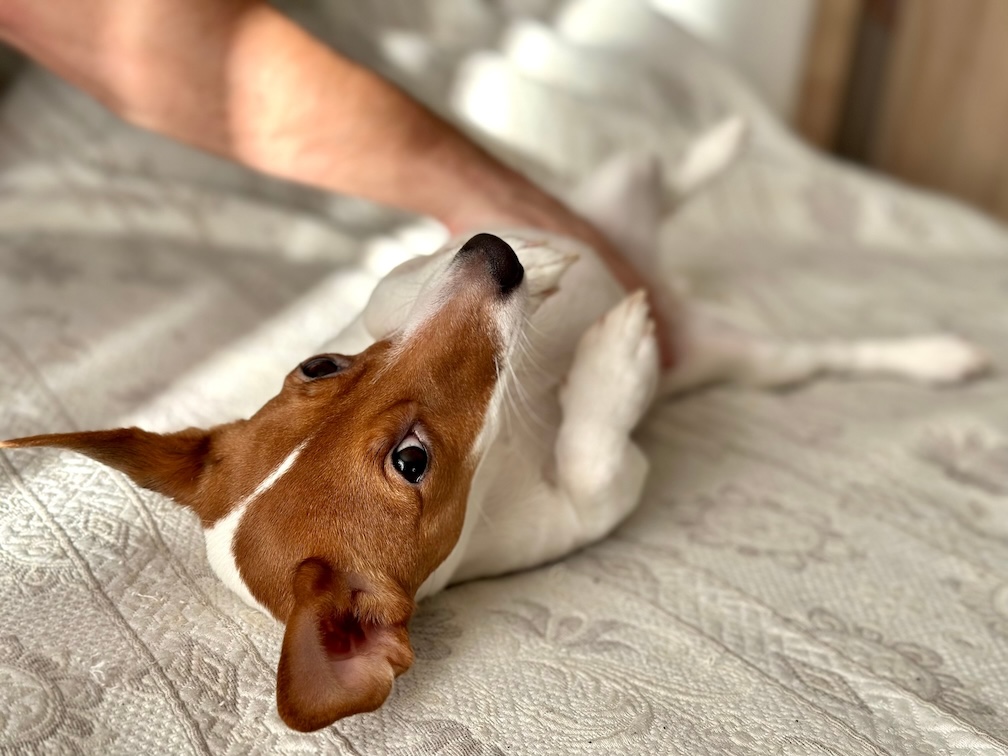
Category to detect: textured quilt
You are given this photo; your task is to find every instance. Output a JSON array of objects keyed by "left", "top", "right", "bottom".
[{"left": 2, "top": 1, "right": 1008, "bottom": 753}]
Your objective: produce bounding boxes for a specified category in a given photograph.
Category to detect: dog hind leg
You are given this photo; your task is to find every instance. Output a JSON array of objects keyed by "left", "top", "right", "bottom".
[{"left": 661, "top": 306, "right": 990, "bottom": 395}]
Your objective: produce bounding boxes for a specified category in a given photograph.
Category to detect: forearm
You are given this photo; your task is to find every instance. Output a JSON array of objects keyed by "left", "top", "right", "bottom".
[{"left": 0, "top": 0, "right": 536, "bottom": 227}]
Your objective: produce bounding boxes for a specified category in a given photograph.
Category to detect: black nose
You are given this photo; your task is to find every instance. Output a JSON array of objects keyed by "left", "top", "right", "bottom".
[{"left": 454, "top": 233, "right": 524, "bottom": 295}]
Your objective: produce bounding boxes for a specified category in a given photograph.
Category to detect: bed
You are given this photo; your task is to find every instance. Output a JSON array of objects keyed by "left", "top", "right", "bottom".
[{"left": 1, "top": 1, "right": 1007, "bottom": 753}]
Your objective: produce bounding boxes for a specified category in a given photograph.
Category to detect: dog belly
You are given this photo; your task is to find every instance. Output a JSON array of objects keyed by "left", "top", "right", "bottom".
[{"left": 454, "top": 419, "right": 569, "bottom": 582}]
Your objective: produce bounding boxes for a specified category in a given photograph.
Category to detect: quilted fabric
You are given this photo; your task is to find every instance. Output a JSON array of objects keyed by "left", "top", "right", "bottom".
[{"left": 2, "top": 1, "right": 1008, "bottom": 753}]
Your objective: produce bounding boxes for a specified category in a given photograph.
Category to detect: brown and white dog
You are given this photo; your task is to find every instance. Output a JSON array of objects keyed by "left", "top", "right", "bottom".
[{"left": 0, "top": 119, "right": 988, "bottom": 731}]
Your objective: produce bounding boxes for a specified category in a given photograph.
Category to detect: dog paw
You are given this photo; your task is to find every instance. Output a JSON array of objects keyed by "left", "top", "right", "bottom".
[
  {"left": 561, "top": 291, "right": 660, "bottom": 431},
  {"left": 886, "top": 335, "right": 991, "bottom": 385}
]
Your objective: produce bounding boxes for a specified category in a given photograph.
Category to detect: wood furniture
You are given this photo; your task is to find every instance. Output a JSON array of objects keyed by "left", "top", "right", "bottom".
[{"left": 796, "top": 0, "right": 1008, "bottom": 221}]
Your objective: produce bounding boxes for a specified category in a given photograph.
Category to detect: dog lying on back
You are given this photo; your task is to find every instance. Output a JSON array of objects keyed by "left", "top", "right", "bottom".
[{"left": 1, "top": 119, "right": 988, "bottom": 731}]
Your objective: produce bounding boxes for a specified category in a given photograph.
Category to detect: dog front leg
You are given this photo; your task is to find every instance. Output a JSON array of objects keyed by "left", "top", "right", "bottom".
[{"left": 551, "top": 291, "right": 661, "bottom": 548}]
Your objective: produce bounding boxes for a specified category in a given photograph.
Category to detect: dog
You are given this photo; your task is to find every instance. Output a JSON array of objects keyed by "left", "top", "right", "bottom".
[{"left": 0, "top": 118, "right": 988, "bottom": 731}]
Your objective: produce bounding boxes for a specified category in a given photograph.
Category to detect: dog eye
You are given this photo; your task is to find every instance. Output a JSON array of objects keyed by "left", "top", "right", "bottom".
[
  {"left": 392, "top": 435, "right": 428, "bottom": 484},
  {"left": 299, "top": 355, "right": 345, "bottom": 380}
]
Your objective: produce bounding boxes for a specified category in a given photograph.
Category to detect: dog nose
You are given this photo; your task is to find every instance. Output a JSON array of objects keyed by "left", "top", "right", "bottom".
[{"left": 455, "top": 233, "right": 524, "bottom": 295}]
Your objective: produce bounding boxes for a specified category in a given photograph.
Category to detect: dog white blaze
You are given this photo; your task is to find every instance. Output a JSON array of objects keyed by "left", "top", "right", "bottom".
[{"left": 204, "top": 440, "right": 310, "bottom": 614}]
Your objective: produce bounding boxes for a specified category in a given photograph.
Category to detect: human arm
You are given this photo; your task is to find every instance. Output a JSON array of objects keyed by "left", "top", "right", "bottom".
[{"left": 0, "top": 0, "right": 672, "bottom": 360}]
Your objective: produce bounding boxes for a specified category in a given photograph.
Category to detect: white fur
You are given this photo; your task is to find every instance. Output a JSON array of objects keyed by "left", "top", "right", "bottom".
[
  {"left": 660, "top": 307, "right": 989, "bottom": 394},
  {"left": 204, "top": 440, "right": 309, "bottom": 613}
]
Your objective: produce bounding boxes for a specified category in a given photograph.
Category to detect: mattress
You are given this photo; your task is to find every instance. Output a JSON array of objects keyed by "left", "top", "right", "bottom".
[{"left": 1, "top": 1, "right": 1007, "bottom": 753}]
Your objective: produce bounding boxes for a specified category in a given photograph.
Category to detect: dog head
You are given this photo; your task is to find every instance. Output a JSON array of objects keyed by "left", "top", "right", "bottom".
[
  {"left": 0, "top": 135, "right": 708, "bottom": 730},
  {"left": 1, "top": 232, "right": 574, "bottom": 731}
]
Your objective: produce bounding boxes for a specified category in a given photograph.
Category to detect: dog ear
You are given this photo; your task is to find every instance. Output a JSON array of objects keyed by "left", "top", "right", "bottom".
[
  {"left": 0, "top": 427, "right": 212, "bottom": 507},
  {"left": 276, "top": 559, "right": 414, "bottom": 732}
]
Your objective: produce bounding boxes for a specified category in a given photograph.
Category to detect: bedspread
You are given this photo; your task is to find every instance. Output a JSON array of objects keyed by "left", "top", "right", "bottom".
[{"left": 2, "top": 1, "right": 1007, "bottom": 753}]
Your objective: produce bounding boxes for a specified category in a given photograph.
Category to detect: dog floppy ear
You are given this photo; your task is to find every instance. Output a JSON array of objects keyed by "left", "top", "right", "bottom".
[
  {"left": 277, "top": 559, "right": 414, "bottom": 732},
  {"left": 0, "top": 427, "right": 212, "bottom": 508}
]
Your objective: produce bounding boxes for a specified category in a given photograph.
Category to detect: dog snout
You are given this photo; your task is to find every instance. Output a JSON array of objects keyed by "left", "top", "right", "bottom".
[{"left": 454, "top": 233, "right": 524, "bottom": 296}]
